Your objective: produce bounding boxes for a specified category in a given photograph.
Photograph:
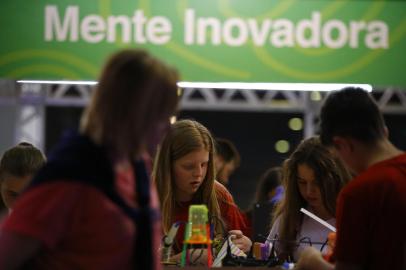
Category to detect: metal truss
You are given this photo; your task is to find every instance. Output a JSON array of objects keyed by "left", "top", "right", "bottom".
[
  {"left": 180, "top": 88, "right": 308, "bottom": 112},
  {"left": 13, "top": 84, "right": 404, "bottom": 113},
  {"left": 180, "top": 87, "right": 406, "bottom": 114},
  {"left": 0, "top": 82, "right": 46, "bottom": 150},
  {"left": 0, "top": 81, "right": 405, "bottom": 150},
  {"left": 373, "top": 87, "right": 406, "bottom": 114}
]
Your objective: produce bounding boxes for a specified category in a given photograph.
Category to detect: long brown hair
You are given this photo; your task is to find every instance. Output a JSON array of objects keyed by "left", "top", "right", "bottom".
[
  {"left": 272, "top": 136, "right": 351, "bottom": 258},
  {"left": 153, "top": 120, "right": 223, "bottom": 235},
  {"left": 80, "top": 49, "right": 178, "bottom": 159}
]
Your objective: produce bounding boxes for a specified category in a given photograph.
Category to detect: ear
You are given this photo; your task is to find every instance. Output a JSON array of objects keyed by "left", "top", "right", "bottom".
[
  {"left": 214, "top": 155, "right": 224, "bottom": 167},
  {"left": 383, "top": 126, "right": 389, "bottom": 138},
  {"left": 332, "top": 136, "right": 354, "bottom": 153},
  {"left": 332, "top": 136, "right": 344, "bottom": 151}
]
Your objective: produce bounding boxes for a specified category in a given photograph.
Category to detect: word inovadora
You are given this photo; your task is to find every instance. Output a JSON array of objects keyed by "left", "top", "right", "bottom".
[{"left": 45, "top": 6, "right": 389, "bottom": 49}]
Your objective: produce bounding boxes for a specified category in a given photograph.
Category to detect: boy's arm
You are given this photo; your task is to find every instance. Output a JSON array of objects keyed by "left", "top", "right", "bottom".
[{"left": 296, "top": 247, "right": 363, "bottom": 270}]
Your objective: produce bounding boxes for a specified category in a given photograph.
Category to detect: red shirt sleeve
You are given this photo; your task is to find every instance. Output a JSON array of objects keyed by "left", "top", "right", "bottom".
[{"left": 214, "top": 181, "right": 249, "bottom": 236}]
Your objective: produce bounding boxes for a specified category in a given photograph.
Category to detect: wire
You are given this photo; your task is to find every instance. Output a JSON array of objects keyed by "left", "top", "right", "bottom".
[
  {"left": 189, "top": 248, "right": 197, "bottom": 263},
  {"left": 298, "top": 236, "right": 312, "bottom": 246},
  {"left": 191, "top": 248, "right": 205, "bottom": 265},
  {"left": 319, "top": 238, "right": 329, "bottom": 252},
  {"left": 298, "top": 236, "right": 329, "bottom": 246},
  {"left": 257, "top": 234, "right": 327, "bottom": 247}
]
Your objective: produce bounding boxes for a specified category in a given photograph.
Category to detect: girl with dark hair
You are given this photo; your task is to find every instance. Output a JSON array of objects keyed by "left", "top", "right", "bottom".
[{"left": 266, "top": 136, "right": 351, "bottom": 262}]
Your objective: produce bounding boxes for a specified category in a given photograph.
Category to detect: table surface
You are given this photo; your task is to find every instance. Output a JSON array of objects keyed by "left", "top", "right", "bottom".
[{"left": 163, "top": 267, "right": 284, "bottom": 269}]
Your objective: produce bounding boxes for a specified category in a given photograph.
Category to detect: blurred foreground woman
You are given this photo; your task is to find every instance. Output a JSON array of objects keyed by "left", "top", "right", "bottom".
[{"left": 0, "top": 49, "right": 178, "bottom": 270}]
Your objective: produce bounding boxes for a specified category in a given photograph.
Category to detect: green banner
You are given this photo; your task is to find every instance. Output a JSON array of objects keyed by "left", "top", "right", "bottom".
[{"left": 0, "top": 0, "right": 405, "bottom": 86}]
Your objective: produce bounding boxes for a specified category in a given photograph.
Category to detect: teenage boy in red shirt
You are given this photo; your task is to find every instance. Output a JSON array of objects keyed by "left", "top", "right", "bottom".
[{"left": 296, "top": 88, "right": 406, "bottom": 270}]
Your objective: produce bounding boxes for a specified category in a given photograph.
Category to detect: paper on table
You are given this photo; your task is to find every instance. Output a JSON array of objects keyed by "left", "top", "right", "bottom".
[{"left": 300, "top": 208, "right": 336, "bottom": 232}]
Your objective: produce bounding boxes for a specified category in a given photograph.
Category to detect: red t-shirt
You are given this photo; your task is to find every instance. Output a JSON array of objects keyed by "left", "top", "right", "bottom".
[
  {"left": 1, "top": 161, "right": 162, "bottom": 270},
  {"left": 172, "top": 181, "right": 248, "bottom": 253},
  {"left": 333, "top": 153, "right": 406, "bottom": 270}
]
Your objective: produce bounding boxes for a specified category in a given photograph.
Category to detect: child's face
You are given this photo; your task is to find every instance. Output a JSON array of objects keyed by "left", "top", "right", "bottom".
[
  {"left": 296, "top": 163, "right": 324, "bottom": 213},
  {"left": 1, "top": 174, "right": 32, "bottom": 209},
  {"left": 172, "top": 148, "right": 209, "bottom": 202}
]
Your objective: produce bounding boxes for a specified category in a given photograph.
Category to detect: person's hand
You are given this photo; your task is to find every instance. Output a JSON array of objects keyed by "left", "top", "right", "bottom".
[
  {"left": 228, "top": 230, "right": 252, "bottom": 253},
  {"left": 296, "top": 246, "right": 328, "bottom": 270}
]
